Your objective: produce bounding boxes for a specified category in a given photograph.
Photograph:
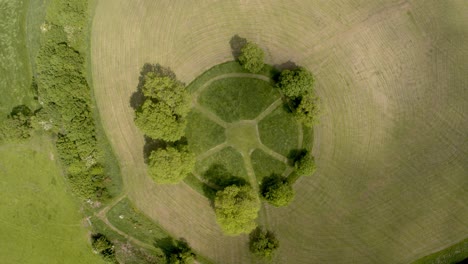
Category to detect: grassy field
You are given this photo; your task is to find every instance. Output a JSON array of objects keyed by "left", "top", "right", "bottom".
[
  {"left": 0, "top": 136, "right": 105, "bottom": 264},
  {"left": 251, "top": 149, "right": 287, "bottom": 181},
  {"left": 185, "top": 109, "right": 225, "bottom": 155},
  {"left": 91, "top": 0, "right": 468, "bottom": 263}
]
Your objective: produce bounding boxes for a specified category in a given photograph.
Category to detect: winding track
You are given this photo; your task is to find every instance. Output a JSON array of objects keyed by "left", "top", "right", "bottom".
[{"left": 91, "top": 1, "right": 468, "bottom": 263}]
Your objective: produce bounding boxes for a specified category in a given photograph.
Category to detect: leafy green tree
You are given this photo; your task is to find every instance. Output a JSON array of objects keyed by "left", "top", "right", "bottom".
[
  {"left": 238, "top": 42, "right": 265, "bottom": 73},
  {"left": 277, "top": 67, "right": 315, "bottom": 98},
  {"left": 0, "top": 105, "right": 33, "bottom": 142},
  {"left": 91, "top": 234, "right": 116, "bottom": 263},
  {"left": 249, "top": 227, "right": 280, "bottom": 259},
  {"left": 148, "top": 146, "right": 195, "bottom": 184},
  {"left": 214, "top": 185, "right": 260, "bottom": 235},
  {"left": 260, "top": 174, "right": 295, "bottom": 207},
  {"left": 135, "top": 100, "right": 187, "bottom": 142},
  {"left": 294, "top": 94, "right": 320, "bottom": 127},
  {"left": 134, "top": 72, "right": 191, "bottom": 142},
  {"left": 295, "top": 152, "right": 316, "bottom": 176}
]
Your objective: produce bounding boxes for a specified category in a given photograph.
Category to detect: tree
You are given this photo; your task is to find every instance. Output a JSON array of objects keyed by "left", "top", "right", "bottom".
[
  {"left": 134, "top": 71, "right": 190, "bottom": 142},
  {"left": 135, "top": 100, "right": 187, "bottom": 142},
  {"left": 277, "top": 67, "right": 315, "bottom": 98},
  {"left": 238, "top": 42, "right": 265, "bottom": 73},
  {"left": 260, "top": 174, "right": 295, "bottom": 207},
  {"left": 0, "top": 105, "right": 33, "bottom": 142},
  {"left": 294, "top": 94, "right": 320, "bottom": 127},
  {"left": 91, "top": 234, "right": 116, "bottom": 263},
  {"left": 214, "top": 185, "right": 260, "bottom": 235},
  {"left": 249, "top": 227, "right": 279, "bottom": 259},
  {"left": 294, "top": 152, "right": 316, "bottom": 176},
  {"left": 147, "top": 146, "right": 195, "bottom": 184},
  {"left": 168, "top": 240, "right": 196, "bottom": 264}
]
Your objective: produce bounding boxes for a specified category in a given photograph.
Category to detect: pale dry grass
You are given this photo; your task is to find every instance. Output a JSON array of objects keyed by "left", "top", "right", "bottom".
[{"left": 91, "top": 0, "right": 468, "bottom": 263}]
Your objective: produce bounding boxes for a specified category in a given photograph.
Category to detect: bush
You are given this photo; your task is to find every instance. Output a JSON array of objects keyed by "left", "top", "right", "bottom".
[
  {"left": 295, "top": 152, "right": 316, "bottom": 176},
  {"left": 294, "top": 94, "right": 320, "bottom": 127},
  {"left": 260, "top": 174, "right": 295, "bottom": 207},
  {"left": 0, "top": 105, "right": 33, "bottom": 141},
  {"left": 249, "top": 227, "right": 279, "bottom": 259},
  {"left": 277, "top": 67, "right": 315, "bottom": 98},
  {"left": 238, "top": 42, "right": 265, "bottom": 73},
  {"left": 147, "top": 146, "right": 195, "bottom": 184},
  {"left": 214, "top": 185, "right": 260, "bottom": 235}
]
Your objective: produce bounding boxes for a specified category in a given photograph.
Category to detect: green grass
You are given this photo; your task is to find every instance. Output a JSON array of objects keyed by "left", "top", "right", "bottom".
[
  {"left": 0, "top": 136, "right": 105, "bottom": 264},
  {"left": 195, "top": 146, "right": 248, "bottom": 186},
  {"left": 251, "top": 149, "right": 287, "bottom": 181},
  {"left": 258, "top": 107, "right": 300, "bottom": 157},
  {"left": 301, "top": 125, "right": 314, "bottom": 152},
  {"left": 187, "top": 61, "right": 276, "bottom": 94},
  {"left": 411, "top": 238, "right": 468, "bottom": 264},
  {"left": 0, "top": 0, "right": 36, "bottom": 118},
  {"left": 185, "top": 109, "right": 226, "bottom": 155},
  {"left": 225, "top": 121, "right": 260, "bottom": 153},
  {"left": 199, "top": 77, "right": 279, "bottom": 122}
]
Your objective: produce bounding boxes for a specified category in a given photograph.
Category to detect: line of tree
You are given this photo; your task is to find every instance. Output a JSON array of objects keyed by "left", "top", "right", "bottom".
[
  {"left": 33, "top": 0, "right": 114, "bottom": 201},
  {"left": 133, "top": 64, "right": 195, "bottom": 184}
]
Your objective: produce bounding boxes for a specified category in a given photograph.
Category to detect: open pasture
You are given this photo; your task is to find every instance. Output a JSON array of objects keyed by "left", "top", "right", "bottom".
[{"left": 91, "top": 0, "right": 468, "bottom": 263}]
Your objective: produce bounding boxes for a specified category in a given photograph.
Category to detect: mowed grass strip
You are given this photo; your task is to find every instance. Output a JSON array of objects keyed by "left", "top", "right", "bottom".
[
  {"left": 198, "top": 77, "right": 279, "bottom": 122},
  {"left": 258, "top": 107, "right": 300, "bottom": 157},
  {"left": 186, "top": 109, "right": 226, "bottom": 155},
  {"left": 0, "top": 136, "right": 105, "bottom": 264},
  {"left": 251, "top": 149, "right": 287, "bottom": 181}
]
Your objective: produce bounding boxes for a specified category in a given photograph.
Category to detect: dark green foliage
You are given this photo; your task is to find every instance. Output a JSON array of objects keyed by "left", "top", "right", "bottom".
[
  {"left": 294, "top": 151, "right": 316, "bottom": 176},
  {"left": 277, "top": 67, "right": 315, "bottom": 98},
  {"left": 155, "top": 237, "right": 196, "bottom": 264},
  {"left": 260, "top": 174, "right": 295, "bottom": 207},
  {"left": 134, "top": 70, "right": 190, "bottom": 142},
  {"left": 0, "top": 105, "right": 33, "bottom": 141},
  {"left": 214, "top": 185, "right": 260, "bottom": 235},
  {"left": 238, "top": 42, "right": 265, "bottom": 73},
  {"left": 249, "top": 227, "right": 280, "bottom": 259},
  {"left": 34, "top": 0, "right": 113, "bottom": 200},
  {"left": 147, "top": 146, "right": 195, "bottom": 184},
  {"left": 91, "top": 233, "right": 116, "bottom": 263},
  {"left": 294, "top": 94, "right": 320, "bottom": 127}
]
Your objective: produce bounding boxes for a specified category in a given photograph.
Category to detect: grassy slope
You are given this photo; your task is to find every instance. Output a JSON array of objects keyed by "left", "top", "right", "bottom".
[
  {"left": 185, "top": 109, "right": 225, "bottom": 155},
  {"left": 196, "top": 146, "right": 248, "bottom": 184},
  {"left": 91, "top": 1, "right": 468, "bottom": 263},
  {"left": 251, "top": 149, "right": 286, "bottom": 181},
  {"left": 0, "top": 136, "right": 104, "bottom": 264}
]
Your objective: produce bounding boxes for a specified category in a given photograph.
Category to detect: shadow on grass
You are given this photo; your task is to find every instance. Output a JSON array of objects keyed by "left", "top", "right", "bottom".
[
  {"left": 229, "top": 35, "right": 247, "bottom": 60},
  {"left": 287, "top": 148, "right": 308, "bottom": 166},
  {"left": 143, "top": 136, "right": 188, "bottom": 163},
  {"left": 129, "top": 63, "right": 177, "bottom": 111},
  {"left": 200, "top": 164, "right": 248, "bottom": 206},
  {"left": 153, "top": 237, "right": 193, "bottom": 261}
]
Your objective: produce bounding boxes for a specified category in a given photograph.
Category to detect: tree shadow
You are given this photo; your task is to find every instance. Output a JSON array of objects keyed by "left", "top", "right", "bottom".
[
  {"left": 143, "top": 136, "right": 189, "bottom": 163},
  {"left": 281, "top": 95, "right": 302, "bottom": 114},
  {"left": 130, "top": 63, "right": 177, "bottom": 110},
  {"left": 287, "top": 148, "right": 308, "bottom": 166},
  {"left": 153, "top": 237, "right": 192, "bottom": 261},
  {"left": 201, "top": 164, "right": 248, "bottom": 205},
  {"left": 274, "top": 60, "right": 299, "bottom": 71},
  {"left": 259, "top": 173, "right": 284, "bottom": 196},
  {"left": 229, "top": 34, "right": 247, "bottom": 60}
]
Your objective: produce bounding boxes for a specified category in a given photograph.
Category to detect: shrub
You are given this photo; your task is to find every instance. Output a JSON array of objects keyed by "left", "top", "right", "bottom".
[
  {"left": 249, "top": 227, "right": 280, "bottom": 259},
  {"left": 214, "top": 185, "right": 260, "bottom": 235},
  {"left": 238, "top": 42, "right": 265, "bottom": 73},
  {"left": 277, "top": 67, "right": 314, "bottom": 98},
  {"left": 295, "top": 152, "right": 316, "bottom": 176},
  {"left": 91, "top": 233, "right": 116, "bottom": 263},
  {"left": 260, "top": 174, "right": 295, "bottom": 207},
  {"left": 294, "top": 94, "right": 320, "bottom": 127},
  {"left": 0, "top": 105, "right": 33, "bottom": 141},
  {"left": 147, "top": 146, "right": 195, "bottom": 184}
]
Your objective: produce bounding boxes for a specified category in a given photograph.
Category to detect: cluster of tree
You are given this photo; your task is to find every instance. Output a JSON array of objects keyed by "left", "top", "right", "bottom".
[
  {"left": 214, "top": 184, "right": 260, "bottom": 235},
  {"left": 238, "top": 42, "right": 265, "bottom": 73},
  {"left": 277, "top": 67, "right": 320, "bottom": 127},
  {"left": 0, "top": 105, "right": 34, "bottom": 142},
  {"left": 91, "top": 233, "right": 116, "bottom": 263},
  {"left": 133, "top": 65, "right": 195, "bottom": 184},
  {"left": 249, "top": 227, "right": 280, "bottom": 259},
  {"left": 166, "top": 239, "right": 196, "bottom": 264},
  {"left": 260, "top": 174, "right": 295, "bottom": 207},
  {"left": 34, "top": 0, "right": 113, "bottom": 201}
]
